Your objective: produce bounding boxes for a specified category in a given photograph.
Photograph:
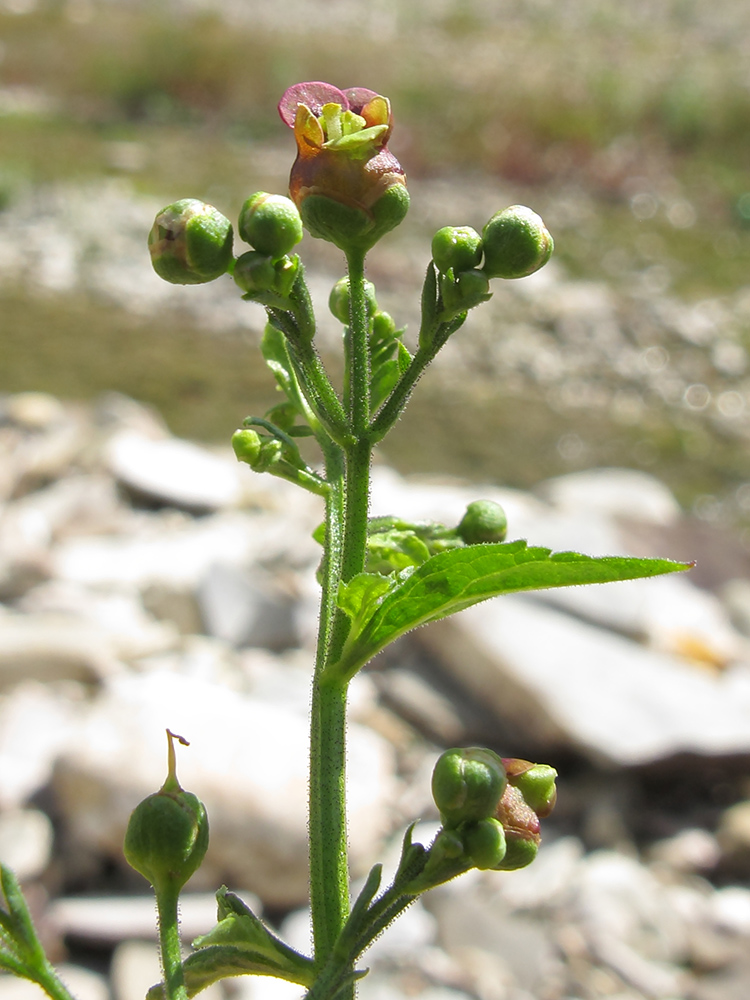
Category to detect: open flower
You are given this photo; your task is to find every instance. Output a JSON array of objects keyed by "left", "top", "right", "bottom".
[{"left": 278, "top": 82, "right": 409, "bottom": 254}]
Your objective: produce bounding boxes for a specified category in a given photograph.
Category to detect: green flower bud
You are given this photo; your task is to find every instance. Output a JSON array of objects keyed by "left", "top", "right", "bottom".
[
  {"left": 371, "top": 310, "right": 397, "bottom": 339},
  {"left": 148, "top": 199, "right": 233, "bottom": 285},
  {"left": 482, "top": 205, "right": 553, "bottom": 279},
  {"left": 491, "top": 833, "right": 539, "bottom": 871},
  {"left": 233, "top": 251, "right": 278, "bottom": 295},
  {"left": 329, "top": 276, "right": 378, "bottom": 324},
  {"left": 432, "top": 747, "right": 507, "bottom": 827},
  {"left": 124, "top": 731, "right": 209, "bottom": 893},
  {"left": 503, "top": 759, "right": 558, "bottom": 819},
  {"left": 238, "top": 192, "right": 303, "bottom": 259},
  {"left": 431, "top": 226, "right": 483, "bottom": 274},
  {"left": 463, "top": 817, "right": 507, "bottom": 870},
  {"left": 438, "top": 268, "right": 492, "bottom": 321},
  {"left": 456, "top": 500, "right": 508, "bottom": 544},
  {"left": 232, "top": 428, "right": 262, "bottom": 467}
]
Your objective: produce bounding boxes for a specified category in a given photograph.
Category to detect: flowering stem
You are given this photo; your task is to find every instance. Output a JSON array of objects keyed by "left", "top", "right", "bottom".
[
  {"left": 308, "top": 253, "right": 374, "bottom": 982},
  {"left": 156, "top": 883, "right": 188, "bottom": 1000}
]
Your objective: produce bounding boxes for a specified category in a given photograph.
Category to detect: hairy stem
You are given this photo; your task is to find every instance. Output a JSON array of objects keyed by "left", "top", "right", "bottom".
[{"left": 156, "top": 884, "right": 188, "bottom": 1000}]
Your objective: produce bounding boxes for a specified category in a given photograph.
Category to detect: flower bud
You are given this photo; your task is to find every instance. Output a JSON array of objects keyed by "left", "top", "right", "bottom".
[
  {"left": 462, "top": 818, "right": 507, "bottom": 870},
  {"left": 492, "top": 834, "right": 539, "bottom": 871},
  {"left": 238, "top": 192, "right": 303, "bottom": 259},
  {"left": 232, "top": 428, "right": 262, "bottom": 467},
  {"left": 233, "top": 251, "right": 299, "bottom": 303},
  {"left": 438, "top": 268, "right": 491, "bottom": 321},
  {"left": 329, "top": 276, "right": 378, "bottom": 324},
  {"left": 148, "top": 199, "right": 233, "bottom": 285},
  {"left": 432, "top": 747, "right": 507, "bottom": 827},
  {"left": 482, "top": 205, "right": 553, "bottom": 279},
  {"left": 233, "top": 251, "right": 277, "bottom": 295},
  {"left": 504, "top": 759, "right": 558, "bottom": 819},
  {"left": 431, "top": 226, "right": 483, "bottom": 274},
  {"left": 456, "top": 500, "right": 508, "bottom": 544},
  {"left": 124, "top": 731, "right": 209, "bottom": 893}
]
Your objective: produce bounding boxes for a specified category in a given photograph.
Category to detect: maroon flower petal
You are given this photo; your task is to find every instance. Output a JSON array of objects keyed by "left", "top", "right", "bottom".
[
  {"left": 341, "top": 87, "right": 382, "bottom": 114},
  {"left": 278, "top": 82, "right": 349, "bottom": 127}
]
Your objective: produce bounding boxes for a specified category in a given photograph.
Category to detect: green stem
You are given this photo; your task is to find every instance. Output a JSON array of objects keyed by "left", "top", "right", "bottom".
[
  {"left": 308, "top": 253, "right": 375, "bottom": 983},
  {"left": 369, "top": 315, "right": 466, "bottom": 443},
  {"left": 156, "top": 884, "right": 188, "bottom": 1000},
  {"left": 344, "top": 250, "right": 370, "bottom": 435}
]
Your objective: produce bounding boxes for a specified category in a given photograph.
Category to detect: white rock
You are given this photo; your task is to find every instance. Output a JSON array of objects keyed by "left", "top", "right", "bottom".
[
  {"left": 52, "top": 670, "right": 398, "bottom": 907},
  {"left": 418, "top": 594, "right": 750, "bottom": 765},
  {"left": 0, "top": 681, "right": 85, "bottom": 808},
  {"left": 49, "top": 891, "right": 251, "bottom": 944},
  {"left": 106, "top": 431, "right": 245, "bottom": 511},
  {"left": 0, "top": 808, "right": 53, "bottom": 880},
  {"left": 572, "top": 851, "right": 689, "bottom": 997},
  {"left": 536, "top": 468, "right": 682, "bottom": 525},
  {"left": 0, "top": 966, "right": 108, "bottom": 1000},
  {"left": 0, "top": 613, "right": 123, "bottom": 687},
  {"left": 53, "top": 510, "right": 312, "bottom": 591}
]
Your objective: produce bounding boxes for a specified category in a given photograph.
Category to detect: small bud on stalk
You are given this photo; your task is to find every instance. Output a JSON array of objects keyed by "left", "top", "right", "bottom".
[
  {"left": 431, "top": 226, "right": 483, "bottom": 274},
  {"left": 432, "top": 747, "right": 507, "bottom": 827},
  {"left": 329, "top": 276, "right": 378, "bottom": 324},
  {"left": 457, "top": 500, "right": 508, "bottom": 544},
  {"left": 124, "top": 730, "right": 209, "bottom": 893},
  {"left": 482, "top": 205, "right": 553, "bottom": 279},
  {"left": 238, "top": 192, "right": 303, "bottom": 259},
  {"left": 148, "top": 199, "right": 233, "bottom": 284}
]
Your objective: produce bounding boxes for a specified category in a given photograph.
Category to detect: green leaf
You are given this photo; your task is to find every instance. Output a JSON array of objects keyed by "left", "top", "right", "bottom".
[
  {"left": 261, "top": 323, "right": 317, "bottom": 431},
  {"left": 147, "top": 889, "right": 314, "bottom": 998},
  {"left": 146, "top": 944, "right": 314, "bottom": 1000},
  {"left": 334, "top": 542, "right": 691, "bottom": 679},
  {"left": 337, "top": 573, "right": 394, "bottom": 632},
  {"left": 397, "top": 340, "right": 413, "bottom": 374},
  {"left": 370, "top": 357, "right": 400, "bottom": 412}
]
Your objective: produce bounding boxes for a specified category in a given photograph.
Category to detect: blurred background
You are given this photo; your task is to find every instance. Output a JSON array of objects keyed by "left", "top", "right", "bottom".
[{"left": 4, "top": 2, "right": 750, "bottom": 1000}]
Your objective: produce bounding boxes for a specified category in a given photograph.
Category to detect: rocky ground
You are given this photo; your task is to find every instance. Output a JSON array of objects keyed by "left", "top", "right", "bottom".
[{"left": 1, "top": 391, "right": 750, "bottom": 1000}]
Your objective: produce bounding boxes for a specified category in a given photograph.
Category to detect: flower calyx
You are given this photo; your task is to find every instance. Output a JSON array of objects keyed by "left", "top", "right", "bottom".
[{"left": 278, "top": 82, "right": 409, "bottom": 254}]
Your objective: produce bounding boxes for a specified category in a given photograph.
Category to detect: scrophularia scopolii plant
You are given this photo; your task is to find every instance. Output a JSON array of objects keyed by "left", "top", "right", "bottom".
[{"left": 1, "top": 81, "right": 690, "bottom": 1000}]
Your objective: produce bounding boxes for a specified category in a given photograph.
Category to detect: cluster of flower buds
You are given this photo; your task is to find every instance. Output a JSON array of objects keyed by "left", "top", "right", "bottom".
[
  {"left": 431, "top": 206, "right": 554, "bottom": 322},
  {"left": 233, "top": 193, "right": 305, "bottom": 308},
  {"left": 403, "top": 746, "right": 556, "bottom": 892}
]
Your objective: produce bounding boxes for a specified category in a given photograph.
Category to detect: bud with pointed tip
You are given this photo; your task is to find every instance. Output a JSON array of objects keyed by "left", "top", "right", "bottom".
[{"left": 124, "top": 731, "right": 209, "bottom": 893}]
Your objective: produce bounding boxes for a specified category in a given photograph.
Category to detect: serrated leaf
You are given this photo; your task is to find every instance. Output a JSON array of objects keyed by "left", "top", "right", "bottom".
[{"left": 335, "top": 541, "right": 691, "bottom": 679}]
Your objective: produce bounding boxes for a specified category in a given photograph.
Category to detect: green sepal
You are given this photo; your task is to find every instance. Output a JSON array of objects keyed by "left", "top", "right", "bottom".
[
  {"left": 418, "top": 261, "right": 439, "bottom": 349},
  {"left": 332, "top": 543, "right": 692, "bottom": 680},
  {"left": 300, "top": 185, "right": 409, "bottom": 254}
]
